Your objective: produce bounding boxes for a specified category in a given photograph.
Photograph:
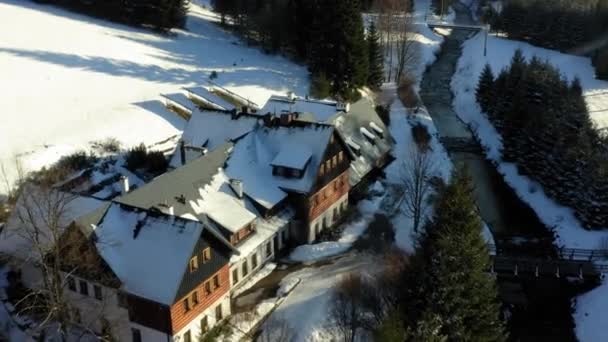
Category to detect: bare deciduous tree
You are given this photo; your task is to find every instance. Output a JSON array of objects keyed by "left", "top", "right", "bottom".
[
  {"left": 374, "top": 0, "right": 418, "bottom": 83},
  {"left": 358, "top": 250, "right": 409, "bottom": 330},
  {"left": 398, "top": 146, "right": 437, "bottom": 232},
  {"left": 256, "top": 315, "right": 295, "bottom": 342},
  {"left": 331, "top": 273, "right": 367, "bottom": 342},
  {"left": 5, "top": 177, "right": 116, "bottom": 341}
]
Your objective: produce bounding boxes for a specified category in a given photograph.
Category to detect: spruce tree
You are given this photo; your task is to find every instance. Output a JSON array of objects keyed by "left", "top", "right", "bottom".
[
  {"left": 476, "top": 64, "right": 495, "bottom": 114},
  {"left": 367, "top": 21, "right": 384, "bottom": 89},
  {"left": 309, "top": 0, "right": 368, "bottom": 101},
  {"left": 404, "top": 168, "right": 506, "bottom": 341}
]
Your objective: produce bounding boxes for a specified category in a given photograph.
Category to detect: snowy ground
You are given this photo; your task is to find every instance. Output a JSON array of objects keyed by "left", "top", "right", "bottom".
[
  {"left": 574, "top": 279, "right": 608, "bottom": 342},
  {"left": 382, "top": 83, "right": 454, "bottom": 252},
  {"left": 453, "top": 32, "right": 608, "bottom": 131},
  {"left": 267, "top": 254, "right": 375, "bottom": 342},
  {"left": 0, "top": 0, "right": 308, "bottom": 195},
  {"left": 364, "top": 0, "right": 452, "bottom": 89},
  {"left": 451, "top": 30, "right": 608, "bottom": 342}
]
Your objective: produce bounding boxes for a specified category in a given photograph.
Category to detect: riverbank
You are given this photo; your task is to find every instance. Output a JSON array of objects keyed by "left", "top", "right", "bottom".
[{"left": 416, "top": 2, "right": 595, "bottom": 340}]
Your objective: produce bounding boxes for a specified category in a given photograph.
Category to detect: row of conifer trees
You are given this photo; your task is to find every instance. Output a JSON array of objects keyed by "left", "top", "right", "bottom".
[
  {"left": 484, "top": 0, "right": 608, "bottom": 80},
  {"left": 34, "top": 0, "right": 189, "bottom": 31},
  {"left": 476, "top": 50, "right": 608, "bottom": 229},
  {"left": 210, "top": 0, "right": 384, "bottom": 101}
]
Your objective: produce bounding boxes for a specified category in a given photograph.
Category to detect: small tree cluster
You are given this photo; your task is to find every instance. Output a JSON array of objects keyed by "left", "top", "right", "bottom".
[
  {"left": 212, "top": 0, "right": 378, "bottom": 101},
  {"left": 330, "top": 251, "right": 409, "bottom": 341},
  {"left": 476, "top": 51, "right": 608, "bottom": 229},
  {"left": 33, "top": 0, "right": 189, "bottom": 31},
  {"left": 125, "top": 144, "right": 168, "bottom": 176},
  {"left": 487, "top": 0, "right": 608, "bottom": 80}
]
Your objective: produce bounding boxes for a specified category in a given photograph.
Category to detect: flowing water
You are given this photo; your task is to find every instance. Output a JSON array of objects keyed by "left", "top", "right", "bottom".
[{"left": 418, "top": 3, "right": 582, "bottom": 341}]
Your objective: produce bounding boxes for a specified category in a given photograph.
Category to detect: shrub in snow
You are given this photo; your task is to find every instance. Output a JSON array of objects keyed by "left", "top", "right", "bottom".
[
  {"left": 125, "top": 144, "right": 168, "bottom": 176},
  {"left": 310, "top": 72, "right": 331, "bottom": 100},
  {"left": 411, "top": 123, "right": 431, "bottom": 151},
  {"left": 91, "top": 138, "right": 121, "bottom": 154}
]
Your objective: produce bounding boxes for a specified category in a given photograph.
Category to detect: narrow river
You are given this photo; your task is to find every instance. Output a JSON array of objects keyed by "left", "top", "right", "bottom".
[
  {"left": 419, "top": 2, "right": 549, "bottom": 246},
  {"left": 418, "top": 3, "right": 581, "bottom": 341}
]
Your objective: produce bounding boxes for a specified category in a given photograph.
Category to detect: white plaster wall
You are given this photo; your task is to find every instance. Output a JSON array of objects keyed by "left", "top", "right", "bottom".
[
  {"left": 308, "top": 193, "right": 349, "bottom": 242},
  {"left": 229, "top": 225, "right": 288, "bottom": 290},
  {"left": 61, "top": 273, "right": 130, "bottom": 339}
]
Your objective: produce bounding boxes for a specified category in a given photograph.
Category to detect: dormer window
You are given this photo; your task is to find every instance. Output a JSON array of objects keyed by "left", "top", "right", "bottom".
[{"left": 270, "top": 145, "right": 312, "bottom": 179}]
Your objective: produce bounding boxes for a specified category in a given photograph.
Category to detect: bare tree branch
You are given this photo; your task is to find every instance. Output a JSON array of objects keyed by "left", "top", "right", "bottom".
[{"left": 398, "top": 146, "right": 437, "bottom": 232}]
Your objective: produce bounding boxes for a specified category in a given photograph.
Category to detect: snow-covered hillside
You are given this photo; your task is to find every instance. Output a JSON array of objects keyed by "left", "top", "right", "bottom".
[
  {"left": 0, "top": 0, "right": 308, "bottom": 195},
  {"left": 453, "top": 33, "right": 608, "bottom": 130}
]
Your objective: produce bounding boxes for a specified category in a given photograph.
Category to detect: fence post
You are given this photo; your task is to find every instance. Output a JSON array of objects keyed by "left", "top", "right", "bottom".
[{"left": 483, "top": 25, "right": 488, "bottom": 57}]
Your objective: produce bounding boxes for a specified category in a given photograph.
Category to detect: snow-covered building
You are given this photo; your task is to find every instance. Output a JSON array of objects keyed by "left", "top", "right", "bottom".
[
  {"left": 328, "top": 97, "right": 394, "bottom": 187},
  {"left": 259, "top": 94, "right": 346, "bottom": 122},
  {"left": 224, "top": 123, "right": 351, "bottom": 243}
]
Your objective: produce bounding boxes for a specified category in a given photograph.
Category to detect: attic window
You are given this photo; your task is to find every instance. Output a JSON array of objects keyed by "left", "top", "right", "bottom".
[
  {"left": 202, "top": 247, "right": 211, "bottom": 263},
  {"left": 189, "top": 256, "right": 199, "bottom": 272}
]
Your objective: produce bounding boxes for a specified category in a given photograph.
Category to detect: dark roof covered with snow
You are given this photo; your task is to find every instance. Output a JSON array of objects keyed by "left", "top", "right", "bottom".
[
  {"left": 116, "top": 144, "right": 233, "bottom": 217},
  {"left": 184, "top": 86, "right": 237, "bottom": 111},
  {"left": 225, "top": 124, "right": 334, "bottom": 209},
  {"left": 93, "top": 203, "right": 234, "bottom": 305},
  {"left": 330, "top": 98, "right": 394, "bottom": 185},
  {"left": 161, "top": 92, "right": 196, "bottom": 113},
  {"left": 169, "top": 110, "right": 260, "bottom": 167},
  {"left": 260, "top": 95, "right": 339, "bottom": 122}
]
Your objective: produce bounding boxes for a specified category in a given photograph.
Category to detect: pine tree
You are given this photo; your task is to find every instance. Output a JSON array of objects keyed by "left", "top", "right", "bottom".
[
  {"left": 404, "top": 168, "right": 506, "bottom": 341},
  {"left": 310, "top": 72, "right": 331, "bottom": 99},
  {"left": 476, "top": 64, "right": 495, "bottom": 114},
  {"left": 309, "top": 0, "right": 368, "bottom": 101},
  {"left": 367, "top": 21, "right": 384, "bottom": 89},
  {"left": 374, "top": 310, "right": 407, "bottom": 342}
]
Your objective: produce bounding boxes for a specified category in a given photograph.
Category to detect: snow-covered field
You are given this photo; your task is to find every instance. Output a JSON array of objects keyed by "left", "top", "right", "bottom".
[
  {"left": 453, "top": 32, "right": 608, "bottom": 131},
  {"left": 574, "top": 279, "right": 608, "bottom": 342},
  {"left": 451, "top": 31, "right": 608, "bottom": 342},
  {"left": 0, "top": 0, "right": 308, "bottom": 195}
]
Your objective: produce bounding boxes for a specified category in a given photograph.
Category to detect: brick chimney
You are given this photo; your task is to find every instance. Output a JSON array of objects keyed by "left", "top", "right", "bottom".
[{"left": 179, "top": 140, "right": 186, "bottom": 166}]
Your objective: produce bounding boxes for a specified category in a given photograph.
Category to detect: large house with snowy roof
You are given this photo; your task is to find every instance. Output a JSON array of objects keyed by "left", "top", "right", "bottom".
[
  {"left": 0, "top": 86, "right": 393, "bottom": 342},
  {"left": 0, "top": 184, "right": 240, "bottom": 341}
]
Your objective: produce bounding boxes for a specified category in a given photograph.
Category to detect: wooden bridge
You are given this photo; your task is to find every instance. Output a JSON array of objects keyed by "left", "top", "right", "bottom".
[
  {"left": 424, "top": 12, "right": 490, "bottom": 56},
  {"left": 487, "top": 244, "right": 608, "bottom": 279}
]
